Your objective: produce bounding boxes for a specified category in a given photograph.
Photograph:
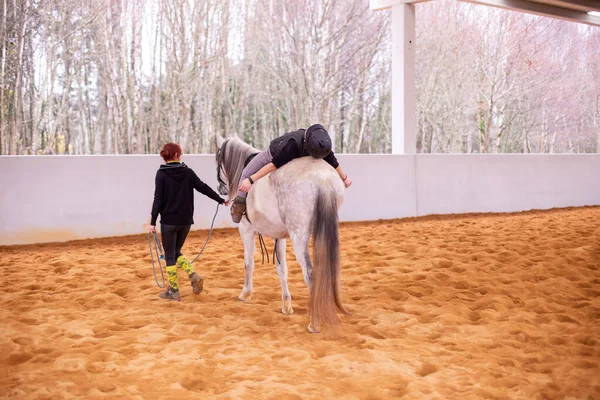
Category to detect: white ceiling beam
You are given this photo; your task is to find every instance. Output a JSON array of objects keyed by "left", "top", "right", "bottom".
[
  {"left": 370, "top": 0, "right": 431, "bottom": 11},
  {"left": 547, "top": 0, "right": 600, "bottom": 12},
  {"left": 459, "top": 0, "right": 600, "bottom": 26}
]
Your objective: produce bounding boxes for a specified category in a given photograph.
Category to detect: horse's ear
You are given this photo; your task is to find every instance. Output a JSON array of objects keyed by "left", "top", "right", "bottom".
[{"left": 214, "top": 134, "right": 224, "bottom": 150}]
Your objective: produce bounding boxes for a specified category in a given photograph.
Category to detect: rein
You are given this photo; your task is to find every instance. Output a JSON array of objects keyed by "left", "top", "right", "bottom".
[{"left": 257, "top": 235, "right": 281, "bottom": 265}]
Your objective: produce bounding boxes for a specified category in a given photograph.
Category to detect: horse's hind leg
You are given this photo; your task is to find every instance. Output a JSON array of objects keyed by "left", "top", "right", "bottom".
[
  {"left": 290, "top": 233, "right": 313, "bottom": 290},
  {"left": 275, "top": 239, "right": 293, "bottom": 315},
  {"left": 290, "top": 232, "right": 319, "bottom": 333},
  {"left": 238, "top": 221, "right": 255, "bottom": 301}
]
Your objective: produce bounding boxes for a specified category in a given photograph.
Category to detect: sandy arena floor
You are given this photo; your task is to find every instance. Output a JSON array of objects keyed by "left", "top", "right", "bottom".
[{"left": 0, "top": 207, "right": 599, "bottom": 399}]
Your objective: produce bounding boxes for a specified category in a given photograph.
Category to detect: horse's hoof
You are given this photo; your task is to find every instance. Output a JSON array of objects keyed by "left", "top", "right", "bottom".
[
  {"left": 282, "top": 299, "right": 294, "bottom": 315},
  {"left": 238, "top": 291, "right": 252, "bottom": 301},
  {"left": 307, "top": 324, "right": 321, "bottom": 334}
]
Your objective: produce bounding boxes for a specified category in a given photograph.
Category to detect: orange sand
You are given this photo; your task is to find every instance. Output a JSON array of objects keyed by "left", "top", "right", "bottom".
[{"left": 1, "top": 207, "right": 599, "bottom": 399}]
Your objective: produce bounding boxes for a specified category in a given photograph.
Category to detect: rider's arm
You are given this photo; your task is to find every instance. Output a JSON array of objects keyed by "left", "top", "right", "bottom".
[
  {"left": 250, "top": 162, "right": 276, "bottom": 183},
  {"left": 323, "top": 151, "right": 339, "bottom": 169},
  {"left": 239, "top": 162, "right": 276, "bottom": 193},
  {"left": 325, "top": 151, "right": 351, "bottom": 188},
  {"left": 335, "top": 165, "right": 352, "bottom": 188},
  {"left": 242, "top": 141, "right": 297, "bottom": 191}
]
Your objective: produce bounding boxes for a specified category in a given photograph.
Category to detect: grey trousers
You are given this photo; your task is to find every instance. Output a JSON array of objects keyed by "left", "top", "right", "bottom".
[{"left": 237, "top": 148, "right": 273, "bottom": 198}]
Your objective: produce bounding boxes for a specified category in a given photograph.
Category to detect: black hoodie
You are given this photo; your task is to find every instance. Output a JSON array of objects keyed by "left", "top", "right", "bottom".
[{"left": 150, "top": 162, "right": 224, "bottom": 226}]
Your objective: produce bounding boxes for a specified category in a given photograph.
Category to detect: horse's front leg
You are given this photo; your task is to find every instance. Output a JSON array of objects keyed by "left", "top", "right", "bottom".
[
  {"left": 275, "top": 239, "right": 293, "bottom": 315},
  {"left": 238, "top": 220, "right": 255, "bottom": 301}
]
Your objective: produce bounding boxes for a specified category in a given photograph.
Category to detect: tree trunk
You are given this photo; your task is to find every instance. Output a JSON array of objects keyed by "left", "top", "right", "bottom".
[
  {"left": 0, "top": 0, "right": 6, "bottom": 154},
  {"left": 10, "top": 0, "right": 28, "bottom": 155}
]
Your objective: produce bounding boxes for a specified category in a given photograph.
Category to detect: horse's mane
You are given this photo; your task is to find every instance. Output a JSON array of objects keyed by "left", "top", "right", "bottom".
[{"left": 218, "top": 137, "right": 258, "bottom": 200}]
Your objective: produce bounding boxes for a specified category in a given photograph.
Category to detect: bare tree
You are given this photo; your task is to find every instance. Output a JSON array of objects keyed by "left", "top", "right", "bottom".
[{"left": 2, "top": 0, "right": 597, "bottom": 155}]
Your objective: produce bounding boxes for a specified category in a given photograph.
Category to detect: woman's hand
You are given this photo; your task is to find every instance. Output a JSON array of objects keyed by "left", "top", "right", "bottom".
[
  {"left": 223, "top": 199, "right": 230, "bottom": 206},
  {"left": 343, "top": 175, "right": 352, "bottom": 188},
  {"left": 149, "top": 225, "right": 157, "bottom": 233},
  {"left": 239, "top": 178, "right": 253, "bottom": 193}
]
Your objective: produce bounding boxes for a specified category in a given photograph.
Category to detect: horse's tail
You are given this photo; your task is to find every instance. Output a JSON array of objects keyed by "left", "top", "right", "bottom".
[{"left": 309, "top": 186, "right": 348, "bottom": 328}]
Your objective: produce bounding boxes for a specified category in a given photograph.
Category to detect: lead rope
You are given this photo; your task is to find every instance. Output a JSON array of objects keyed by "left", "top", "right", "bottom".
[
  {"left": 148, "top": 231, "right": 166, "bottom": 288},
  {"left": 190, "top": 203, "right": 221, "bottom": 264},
  {"left": 149, "top": 203, "right": 221, "bottom": 288}
]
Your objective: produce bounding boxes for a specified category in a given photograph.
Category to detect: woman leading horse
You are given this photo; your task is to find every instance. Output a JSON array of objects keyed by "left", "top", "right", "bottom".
[{"left": 150, "top": 142, "right": 228, "bottom": 301}]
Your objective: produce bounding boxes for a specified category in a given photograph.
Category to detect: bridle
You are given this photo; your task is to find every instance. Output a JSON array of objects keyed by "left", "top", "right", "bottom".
[{"left": 216, "top": 139, "right": 229, "bottom": 189}]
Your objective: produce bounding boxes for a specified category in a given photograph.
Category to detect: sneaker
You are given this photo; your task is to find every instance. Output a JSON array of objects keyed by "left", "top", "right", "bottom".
[
  {"left": 159, "top": 287, "right": 180, "bottom": 301},
  {"left": 190, "top": 272, "right": 204, "bottom": 295}
]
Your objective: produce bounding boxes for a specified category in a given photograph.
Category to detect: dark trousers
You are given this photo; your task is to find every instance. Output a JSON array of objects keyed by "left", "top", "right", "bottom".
[{"left": 161, "top": 224, "right": 191, "bottom": 266}]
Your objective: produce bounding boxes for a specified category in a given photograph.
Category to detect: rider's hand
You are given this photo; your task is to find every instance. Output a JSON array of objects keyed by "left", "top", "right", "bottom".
[
  {"left": 239, "top": 178, "right": 252, "bottom": 193},
  {"left": 149, "top": 225, "right": 156, "bottom": 233},
  {"left": 343, "top": 175, "right": 352, "bottom": 188},
  {"left": 223, "top": 200, "right": 230, "bottom": 206}
]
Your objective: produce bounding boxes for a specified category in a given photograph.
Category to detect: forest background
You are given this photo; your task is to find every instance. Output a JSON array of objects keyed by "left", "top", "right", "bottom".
[{"left": 1, "top": 0, "right": 599, "bottom": 155}]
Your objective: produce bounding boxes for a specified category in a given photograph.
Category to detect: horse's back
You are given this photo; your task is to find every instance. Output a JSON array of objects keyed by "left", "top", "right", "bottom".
[
  {"left": 247, "top": 157, "right": 343, "bottom": 237},
  {"left": 273, "top": 156, "right": 342, "bottom": 193},
  {"left": 272, "top": 158, "right": 344, "bottom": 230}
]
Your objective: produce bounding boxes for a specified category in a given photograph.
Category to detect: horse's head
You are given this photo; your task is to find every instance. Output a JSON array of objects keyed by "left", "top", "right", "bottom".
[{"left": 213, "top": 134, "right": 258, "bottom": 201}]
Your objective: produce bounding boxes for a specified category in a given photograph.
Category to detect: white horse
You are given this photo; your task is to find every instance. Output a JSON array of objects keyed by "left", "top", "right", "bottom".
[{"left": 214, "top": 135, "right": 347, "bottom": 333}]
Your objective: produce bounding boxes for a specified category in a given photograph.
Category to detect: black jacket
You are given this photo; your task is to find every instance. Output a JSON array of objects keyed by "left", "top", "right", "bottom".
[
  {"left": 269, "top": 129, "right": 339, "bottom": 169},
  {"left": 150, "top": 162, "right": 224, "bottom": 226}
]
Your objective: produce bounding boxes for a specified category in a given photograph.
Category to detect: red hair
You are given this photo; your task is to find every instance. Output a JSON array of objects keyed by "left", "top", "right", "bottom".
[{"left": 160, "top": 143, "right": 182, "bottom": 162}]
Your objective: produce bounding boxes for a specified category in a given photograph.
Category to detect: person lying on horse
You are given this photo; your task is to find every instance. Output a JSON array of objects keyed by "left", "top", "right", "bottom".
[{"left": 230, "top": 124, "right": 353, "bottom": 223}]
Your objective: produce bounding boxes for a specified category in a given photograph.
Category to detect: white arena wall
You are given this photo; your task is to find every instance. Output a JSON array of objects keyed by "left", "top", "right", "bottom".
[{"left": 1, "top": 154, "right": 599, "bottom": 246}]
